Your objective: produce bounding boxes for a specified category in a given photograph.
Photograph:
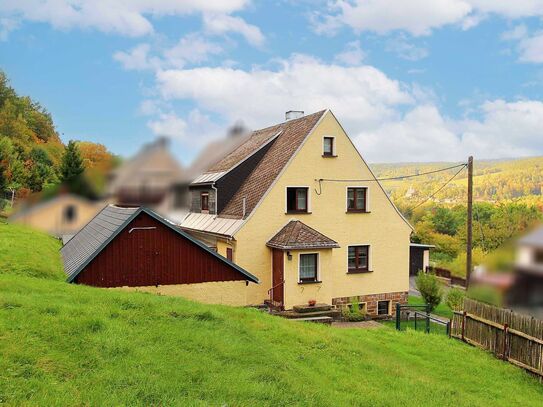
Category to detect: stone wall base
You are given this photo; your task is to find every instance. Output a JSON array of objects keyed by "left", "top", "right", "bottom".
[{"left": 332, "top": 291, "right": 408, "bottom": 317}]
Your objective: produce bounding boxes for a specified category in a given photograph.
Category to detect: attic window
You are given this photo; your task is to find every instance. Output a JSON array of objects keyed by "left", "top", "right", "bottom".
[
  {"left": 201, "top": 192, "right": 209, "bottom": 212},
  {"left": 63, "top": 205, "right": 77, "bottom": 223},
  {"left": 323, "top": 136, "right": 335, "bottom": 157}
]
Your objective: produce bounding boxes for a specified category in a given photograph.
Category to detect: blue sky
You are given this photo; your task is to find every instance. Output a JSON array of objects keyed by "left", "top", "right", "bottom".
[{"left": 1, "top": 1, "right": 543, "bottom": 164}]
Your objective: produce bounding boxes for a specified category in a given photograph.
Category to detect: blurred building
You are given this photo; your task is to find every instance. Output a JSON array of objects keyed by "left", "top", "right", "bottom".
[
  {"left": 508, "top": 226, "right": 543, "bottom": 308},
  {"left": 107, "top": 137, "right": 190, "bottom": 221},
  {"left": 9, "top": 193, "right": 102, "bottom": 240}
]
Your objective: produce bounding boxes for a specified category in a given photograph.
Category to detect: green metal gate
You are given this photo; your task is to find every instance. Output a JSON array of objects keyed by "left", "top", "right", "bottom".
[{"left": 395, "top": 303, "right": 451, "bottom": 336}]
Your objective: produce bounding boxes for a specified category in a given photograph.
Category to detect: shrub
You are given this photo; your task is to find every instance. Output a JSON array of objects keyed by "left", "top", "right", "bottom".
[
  {"left": 415, "top": 272, "right": 443, "bottom": 312},
  {"left": 445, "top": 288, "right": 465, "bottom": 311},
  {"left": 341, "top": 298, "right": 367, "bottom": 322}
]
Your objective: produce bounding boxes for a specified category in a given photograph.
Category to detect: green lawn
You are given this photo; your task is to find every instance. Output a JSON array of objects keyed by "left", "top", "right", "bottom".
[
  {"left": 1, "top": 223, "right": 542, "bottom": 406},
  {"left": 0, "top": 220, "right": 64, "bottom": 280}
]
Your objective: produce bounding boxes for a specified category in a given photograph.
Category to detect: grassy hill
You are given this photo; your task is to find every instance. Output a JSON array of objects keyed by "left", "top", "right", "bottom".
[{"left": 1, "top": 223, "right": 543, "bottom": 406}]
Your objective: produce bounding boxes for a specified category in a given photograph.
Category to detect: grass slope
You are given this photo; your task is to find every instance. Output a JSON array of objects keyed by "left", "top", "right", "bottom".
[
  {"left": 1, "top": 223, "right": 542, "bottom": 406},
  {"left": 0, "top": 220, "right": 63, "bottom": 280}
]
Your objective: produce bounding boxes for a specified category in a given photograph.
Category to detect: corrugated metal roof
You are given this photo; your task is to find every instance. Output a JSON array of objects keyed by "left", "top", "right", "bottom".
[
  {"left": 191, "top": 171, "right": 227, "bottom": 185},
  {"left": 61, "top": 205, "right": 138, "bottom": 281},
  {"left": 181, "top": 213, "right": 244, "bottom": 237},
  {"left": 61, "top": 205, "right": 259, "bottom": 284}
]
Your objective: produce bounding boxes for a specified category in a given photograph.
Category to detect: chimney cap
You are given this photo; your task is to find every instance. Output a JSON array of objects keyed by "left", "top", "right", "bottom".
[{"left": 285, "top": 110, "right": 304, "bottom": 121}]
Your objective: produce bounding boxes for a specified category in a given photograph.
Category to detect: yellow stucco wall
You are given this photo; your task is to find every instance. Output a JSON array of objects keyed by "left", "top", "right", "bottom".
[
  {"left": 114, "top": 280, "right": 248, "bottom": 306},
  {"left": 10, "top": 195, "right": 102, "bottom": 237},
  {"left": 232, "top": 111, "right": 412, "bottom": 309}
]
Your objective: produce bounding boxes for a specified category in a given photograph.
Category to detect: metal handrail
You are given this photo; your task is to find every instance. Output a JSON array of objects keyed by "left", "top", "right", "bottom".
[{"left": 267, "top": 279, "right": 285, "bottom": 295}]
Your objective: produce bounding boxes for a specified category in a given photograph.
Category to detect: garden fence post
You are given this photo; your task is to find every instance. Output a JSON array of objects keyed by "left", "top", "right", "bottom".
[
  {"left": 461, "top": 311, "right": 467, "bottom": 341},
  {"left": 395, "top": 303, "right": 401, "bottom": 331},
  {"left": 502, "top": 324, "right": 509, "bottom": 361},
  {"left": 425, "top": 304, "right": 430, "bottom": 334}
]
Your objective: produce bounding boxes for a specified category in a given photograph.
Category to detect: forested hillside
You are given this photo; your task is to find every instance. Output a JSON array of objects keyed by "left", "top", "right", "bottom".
[
  {"left": 371, "top": 158, "right": 543, "bottom": 276},
  {"left": 0, "top": 71, "right": 116, "bottom": 206},
  {"left": 372, "top": 157, "right": 543, "bottom": 205}
]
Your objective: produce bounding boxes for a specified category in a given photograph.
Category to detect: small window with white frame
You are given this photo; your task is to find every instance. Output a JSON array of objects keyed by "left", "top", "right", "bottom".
[
  {"left": 347, "top": 187, "right": 368, "bottom": 212},
  {"left": 323, "top": 136, "right": 336, "bottom": 157},
  {"left": 299, "top": 253, "right": 319, "bottom": 283},
  {"left": 348, "top": 245, "right": 370, "bottom": 273},
  {"left": 286, "top": 187, "right": 310, "bottom": 213}
]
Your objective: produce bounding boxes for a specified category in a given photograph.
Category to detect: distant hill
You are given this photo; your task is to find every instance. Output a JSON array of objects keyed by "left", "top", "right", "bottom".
[{"left": 371, "top": 156, "right": 543, "bottom": 205}]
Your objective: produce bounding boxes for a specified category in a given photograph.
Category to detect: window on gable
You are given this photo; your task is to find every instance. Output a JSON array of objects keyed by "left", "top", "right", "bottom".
[
  {"left": 299, "top": 253, "right": 318, "bottom": 282},
  {"left": 347, "top": 187, "right": 367, "bottom": 212},
  {"left": 286, "top": 187, "right": 309, "bottom": 213},
  {"left": 201, "top": 192, "right": 209, "bottom": 211},
  {"left": 348, "top": 245, "right": 370, "bottom": 273},
  {"left": 323, "top": 136, "right": 335, "bottom": 156},
  {"left": 63, "top": 205, "right": 77, "bottom": 223}
]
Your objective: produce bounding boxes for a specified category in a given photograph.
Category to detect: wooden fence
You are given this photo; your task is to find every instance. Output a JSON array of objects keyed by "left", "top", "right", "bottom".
[{"left": 451, "top": 298, "right": 543, "bottom": 377}]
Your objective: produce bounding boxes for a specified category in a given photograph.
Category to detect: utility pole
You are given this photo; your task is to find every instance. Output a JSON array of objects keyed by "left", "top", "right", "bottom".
[{"left": 466, "top": 156, "right": 473, "bottom": 287}]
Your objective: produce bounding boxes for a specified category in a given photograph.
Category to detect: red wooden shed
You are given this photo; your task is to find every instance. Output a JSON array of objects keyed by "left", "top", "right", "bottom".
[{"left": 61, "top": 205, "right": 258, "bottom": 288}]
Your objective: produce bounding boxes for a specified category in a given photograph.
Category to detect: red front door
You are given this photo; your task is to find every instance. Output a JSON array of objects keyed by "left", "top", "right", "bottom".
[{"left": 271, "top": 249, "right": 284, "bottom": 307}]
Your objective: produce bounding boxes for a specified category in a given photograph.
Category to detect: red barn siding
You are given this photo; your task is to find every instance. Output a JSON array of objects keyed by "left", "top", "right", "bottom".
[{"left": 75, "top": 212, "right": 246, "bottom": 287}]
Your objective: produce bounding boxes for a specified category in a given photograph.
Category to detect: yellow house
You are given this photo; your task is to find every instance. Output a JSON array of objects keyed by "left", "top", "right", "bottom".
[
  {"left": 181, "top": 110, "right": 413, "bottom": 315},
  {"left": 10, "top": 193, "right": 102, "bottom": 240}
]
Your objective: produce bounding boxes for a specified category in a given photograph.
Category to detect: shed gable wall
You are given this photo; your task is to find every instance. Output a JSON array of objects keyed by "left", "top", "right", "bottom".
[{"left": 75, "top": 212, "right": 246, "bottom": 287}]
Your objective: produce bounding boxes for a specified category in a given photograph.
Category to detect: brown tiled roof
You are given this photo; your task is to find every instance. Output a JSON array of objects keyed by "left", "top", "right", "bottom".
[
  {"left": 218, "top": 110, "right": 326, "bottom": 218},
  {"left": 267, "top": 220, "right": 340, "bottom": 250}
]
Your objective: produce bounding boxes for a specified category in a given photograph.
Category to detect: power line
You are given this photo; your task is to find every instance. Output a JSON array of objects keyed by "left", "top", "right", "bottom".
[
  {"left": 410, "top": 164, "right": 468, "bottom": 210},
  {"left": 316, "top": 163, "right": 467, "bottom": 183}
]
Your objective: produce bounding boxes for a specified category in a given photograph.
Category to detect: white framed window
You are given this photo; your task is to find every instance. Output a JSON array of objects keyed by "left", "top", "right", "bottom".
[
  {"left": 346, "top": 244, "right": 372, "bottom": 273},
  {"left": 346, "top": 186, "right": 370, "bottom": 212},
  {"left": 323, "top": 136, "right": 336, "bottom": 157},
  {"left": 299, "top": 253, "right": 319, "bottom": 283},
  {"left": 285, "top": 186, "right": 311, "bottom": 213}
]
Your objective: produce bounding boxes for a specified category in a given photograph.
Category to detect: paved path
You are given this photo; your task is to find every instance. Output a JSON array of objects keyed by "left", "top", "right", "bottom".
[{"left": 331, "top": 320, "right": 384, "bottom": 329}]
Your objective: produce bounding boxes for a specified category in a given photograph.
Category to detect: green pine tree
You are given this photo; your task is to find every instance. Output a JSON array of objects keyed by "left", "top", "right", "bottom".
[{"left": 60, "top": 140, "right": 84, "bottom": 182}]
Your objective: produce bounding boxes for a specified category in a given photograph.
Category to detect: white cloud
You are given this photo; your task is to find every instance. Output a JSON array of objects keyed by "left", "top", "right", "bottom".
[
  {"left": 113, "top": 43, "right": 160, "bottom": 71},
  {"left": 0, "top": 17, "right": 19, "bottom": 41},
  {"left": 148, "top": 112, "right": 187, "bottom": 140},
  {"left": 334, "top": 40, "right": 365, "bottom": 65},
  {"left": 147, "top": 109, "right": 223, "bottom": 148},
  {"left": 386, "top": 36, "right": 428, "bottom": 61},
  {"left": 114, "top": 34, "right": 223, "bottom": 71},
  {"left": 156, "top": 54, "right": 413, "bottom": 129},
  {"left": 357, "top": 100, "right": 543, "bottom": 162},
  {"left": 501, "top": 24, "right": 528, "bottom": 41},
  {"left": 501, "top": 25, "right": 543, "bottom": 64},
  {"left": 164, "top": 33, "right": 223, "bottom": 67},
  {"left": 518, "top": 32, "right": 543, "bottom": 63},
  {"left": 0, "top": 0, "right": 251, "bottom": 37},
  {"left": 316, "top": 0, "right": 543, "bottom": 37},
  {"left": 149, "top": 53, "right": 543, "bottom": 162},
  {"left": 203, "top": 13, "right": 264, "bottom": 46}
]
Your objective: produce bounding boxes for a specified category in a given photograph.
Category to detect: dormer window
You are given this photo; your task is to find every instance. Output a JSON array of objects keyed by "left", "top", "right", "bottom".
[
  {"left": 201, "top": 192, "right": 209, "bottom": 212},
  {"left": 323, "top": 136, "right": 335, "bottom": 157}
]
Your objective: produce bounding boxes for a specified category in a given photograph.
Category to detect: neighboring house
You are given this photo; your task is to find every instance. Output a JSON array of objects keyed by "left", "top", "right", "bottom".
[
  {"left": 9, "top": 193, "right": 101, "bottom": 238},
  {"left": 409, "top": 243, "right": 434, "bottom": 276},
  {"left": 107, "top": 137, "right": 189, "bottom": 220},
  {"left": 181, "top": 109, "right": 413, "bottom": 315},
  {"left": 508, "top": 226, "right": 543, "bottom": 307},
  {"left": 61, "top": 205, "right": 259, "bottom": 306}
]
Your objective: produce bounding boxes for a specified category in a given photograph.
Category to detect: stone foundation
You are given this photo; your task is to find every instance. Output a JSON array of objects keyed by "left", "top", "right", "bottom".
[{"left": 332, "top": 291, "right": 408, "bottom": 317}]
